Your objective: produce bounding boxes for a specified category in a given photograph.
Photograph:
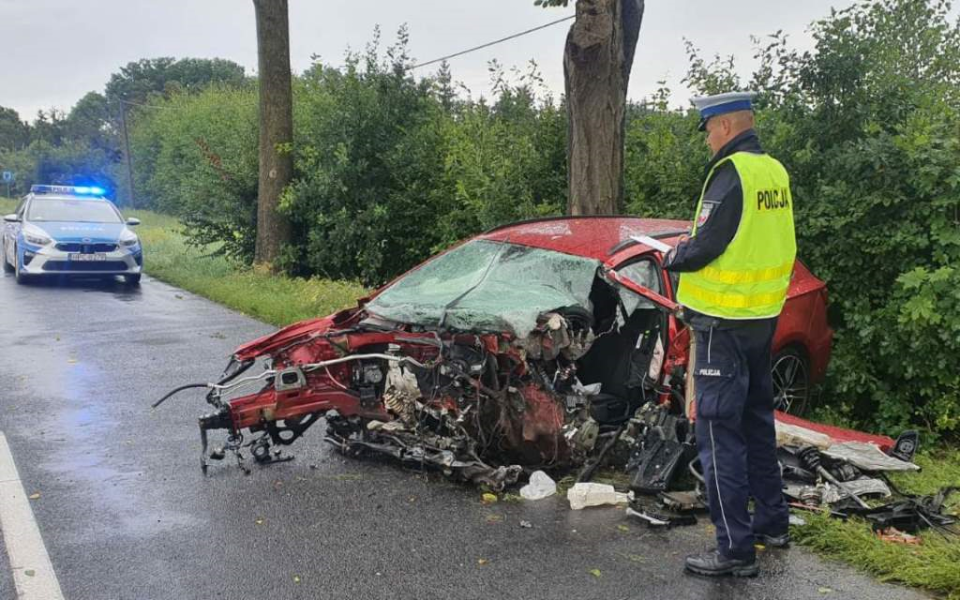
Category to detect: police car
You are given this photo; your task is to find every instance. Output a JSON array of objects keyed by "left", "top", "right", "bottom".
[{"left": 2, "top": 185, "right": 143, "bottom": 285}]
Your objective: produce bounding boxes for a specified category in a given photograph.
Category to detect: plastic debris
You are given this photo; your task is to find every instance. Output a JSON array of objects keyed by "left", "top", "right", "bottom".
[
  {"left": 481, "top": 492, "right": 498, "bottom": 504},
  {"left": 520, "top": 470, "right": 557, "bottom": 500},
  {"left": 789, "top": 514, "right": 807, "bottom": 526},
  {"left": 567, "top": 482, "right": 629, "bottom": 510}
]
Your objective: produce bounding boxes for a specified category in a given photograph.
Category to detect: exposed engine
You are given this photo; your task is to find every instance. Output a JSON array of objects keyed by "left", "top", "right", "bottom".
[{"left": 156, "top": 297, "right": 677, "bottom": 491}]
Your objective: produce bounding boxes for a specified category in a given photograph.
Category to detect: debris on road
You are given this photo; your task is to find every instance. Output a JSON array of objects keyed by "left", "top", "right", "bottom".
[
  {"left": 567, "top": 483, "right": 630, "bottom": 510},
  {"left": 520, "top": 470, "right": 557, "bottom": 500}
]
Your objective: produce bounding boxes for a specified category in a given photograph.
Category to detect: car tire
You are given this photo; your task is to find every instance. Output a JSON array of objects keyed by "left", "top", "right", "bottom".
[
  {"left": 2, "top": 245, "right": 13, "bottom": 273},
  {"left": 13, "top": 245, "right": 31, "bottom": 285},
  {"left": 124, "top": 273, "right": 141, "bottom": 285},
  {"left": 772, "top": 346, "right": 811, "bottom": 415}
]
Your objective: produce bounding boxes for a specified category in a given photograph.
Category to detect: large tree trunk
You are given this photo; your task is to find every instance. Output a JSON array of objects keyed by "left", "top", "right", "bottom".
[
  {"left": 253, "top": 0, "right": 294, "bottom": 267},
  {"left": 564, "top": 0, "right": 644, "bottom": 215}
]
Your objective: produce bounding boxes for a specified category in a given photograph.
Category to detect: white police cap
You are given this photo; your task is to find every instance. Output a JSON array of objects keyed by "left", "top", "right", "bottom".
[{"left": 691, "top": 91, "right": 757, "bottom": 131}]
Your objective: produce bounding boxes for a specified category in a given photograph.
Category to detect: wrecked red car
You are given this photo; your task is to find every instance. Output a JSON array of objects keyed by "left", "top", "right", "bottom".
[{"left": 161, "top": 217, "right": 849, "bottom": 488}]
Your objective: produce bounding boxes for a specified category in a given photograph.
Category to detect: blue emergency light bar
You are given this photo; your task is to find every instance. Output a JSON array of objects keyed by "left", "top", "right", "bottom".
[{"left": 30, "top": 184, "right": 106, "bottom": 197}]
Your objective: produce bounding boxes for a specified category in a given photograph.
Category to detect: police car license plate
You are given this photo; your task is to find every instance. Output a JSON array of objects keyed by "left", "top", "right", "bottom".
[{"left": 69, "top": 253, "right": 107, "bottom": 262}]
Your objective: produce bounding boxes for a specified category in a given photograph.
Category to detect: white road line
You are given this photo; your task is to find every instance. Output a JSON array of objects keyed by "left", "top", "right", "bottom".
[{"left": 0, "top": 432, "right": 66, "bottom": 600}]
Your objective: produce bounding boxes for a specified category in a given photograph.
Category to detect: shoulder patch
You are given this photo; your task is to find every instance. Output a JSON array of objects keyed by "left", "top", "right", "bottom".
[{"left": 697, "top": 201, "right": 718, "bottom": 227}]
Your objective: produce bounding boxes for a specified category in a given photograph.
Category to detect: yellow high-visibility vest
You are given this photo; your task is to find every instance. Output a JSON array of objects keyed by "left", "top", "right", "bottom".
[{"left": 677, "top": 151, "right": 797, "bottom": 319}]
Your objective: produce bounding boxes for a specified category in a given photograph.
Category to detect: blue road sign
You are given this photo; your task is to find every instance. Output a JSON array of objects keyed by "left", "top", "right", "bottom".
[{"left": 1, "top": 171, "right": 12, "bottom": 182}]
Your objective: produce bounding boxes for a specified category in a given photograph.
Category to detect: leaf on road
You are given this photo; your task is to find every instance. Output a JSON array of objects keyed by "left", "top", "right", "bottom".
[
  {"left": 255, "top": 518, "right": 264, "bottom": 525},
  {"left": 481, "top": 492, "right": 498, "bottom": 504},
  {"left": 24, "top": 570, "right": 35, "bottom": 577},
  {"left": 617, "top": 524, "right": 630, "bottom": 532},
  {"left": 477, "top": 558, "right": 489, "bottom": 566},
  {"left": 293, "top": 575, "right": 301, "bottom": 584},
  {"left": 589, "top": 568, "right": 602, "bottom": 578},
  {"left": 28, "top": 493, "right": 40, "bottom": 500},
  {"left": 67, "top": 358, "right": 78, "bottom": 364},
  {"left": 818, "top": 587, "right": 833, "bottom": 594}
]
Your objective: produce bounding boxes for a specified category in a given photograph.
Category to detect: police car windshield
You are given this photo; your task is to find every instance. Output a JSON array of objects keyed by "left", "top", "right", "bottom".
[{"left": 27, "top": 198, "right": 122, "bottom": 223}]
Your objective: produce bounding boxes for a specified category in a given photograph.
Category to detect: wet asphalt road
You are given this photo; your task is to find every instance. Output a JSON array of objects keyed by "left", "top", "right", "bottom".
[{"left": 0, "top": 272, "right": 930, "bottom": 600}]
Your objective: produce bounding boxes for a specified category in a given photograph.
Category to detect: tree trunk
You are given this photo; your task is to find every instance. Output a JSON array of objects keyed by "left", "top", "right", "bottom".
[
  {"left": 564, "top": 0, "right": 644, "bottom": 215},
  {"left": 253, "top": 0, "right": 294, "bottom": 267}
]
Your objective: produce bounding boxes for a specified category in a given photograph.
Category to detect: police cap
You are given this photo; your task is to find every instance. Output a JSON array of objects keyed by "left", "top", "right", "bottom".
[{"left": 692, "top": 91, "right": 757, "bottom": 131}]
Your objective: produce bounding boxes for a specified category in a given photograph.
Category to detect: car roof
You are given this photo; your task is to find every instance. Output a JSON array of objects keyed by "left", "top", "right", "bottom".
[{"left": 476, "top": 216, "right": 691, "bottom": 261}]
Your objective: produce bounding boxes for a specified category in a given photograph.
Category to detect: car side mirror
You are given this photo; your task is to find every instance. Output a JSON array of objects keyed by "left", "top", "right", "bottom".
[
  {"left": 126, "top": 217, "right": 141, "bottom": 226},
  {"left": 3, "top": 214, "right": 19, "bottom": 223}
]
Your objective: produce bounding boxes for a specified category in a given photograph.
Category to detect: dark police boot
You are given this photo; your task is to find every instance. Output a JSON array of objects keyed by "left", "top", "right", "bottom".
[
  {"left": 755, "top": 532, "right": 791, "bottom": 548},
  {"left": 684, "top": 550, "right": 758, "bottom": 577}
]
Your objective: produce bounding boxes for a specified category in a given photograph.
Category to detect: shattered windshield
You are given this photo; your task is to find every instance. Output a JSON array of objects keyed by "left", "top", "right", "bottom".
[{"left": 366, "top": 239, "right": 599, "bottom": 335}]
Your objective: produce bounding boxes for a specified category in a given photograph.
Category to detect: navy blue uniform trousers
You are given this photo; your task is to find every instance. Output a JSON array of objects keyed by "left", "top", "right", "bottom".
[{"left": 693, "top": 318, "right": 789, "bottom": 560}]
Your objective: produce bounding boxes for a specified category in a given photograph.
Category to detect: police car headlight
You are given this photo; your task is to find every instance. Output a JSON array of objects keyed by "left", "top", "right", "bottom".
[
  {"left": 120, "top": 231, "right": 139, "bottom": 247},
  {"left": 23, "top": 229, "right": 51, "bottom": 246}
]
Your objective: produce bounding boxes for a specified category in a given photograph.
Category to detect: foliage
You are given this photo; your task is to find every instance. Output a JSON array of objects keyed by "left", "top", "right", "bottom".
[
  {"left": 104, "top": 57, "right": 247, "bottom": 105},
  {"left": 286, "top": 35, "right": 567, "bottom": 284},
  {"left": 128, "top": 86, "right": 259, "bottom": 260},
  {"left": 0, "top": 57, "right": 248, "bottom": 203},
  {"left": 0, "top": 106, "right": 30, "bottom": 151},
  {"left": 135, "top": 207, "right": 366, "bottom": 327},
  {"left": 624, "top": 83, "right": 707, "bottom": 219},
  {"left": 283, "top": 29, "right": 451, "bottom": 282},
  {"left": 0, "top": 139, "right": 115, "bottom": 195}
]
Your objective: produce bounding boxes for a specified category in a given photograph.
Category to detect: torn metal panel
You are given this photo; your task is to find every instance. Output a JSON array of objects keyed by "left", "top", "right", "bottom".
[
  {"left": 775, "top": 420, "right": 832, "bottom": 449},
  {"left": 822, "top": 442, "right": 920, "bottom": 472},
  {"left": 822, "top": 479, "right": 892, "bottom": 504}
]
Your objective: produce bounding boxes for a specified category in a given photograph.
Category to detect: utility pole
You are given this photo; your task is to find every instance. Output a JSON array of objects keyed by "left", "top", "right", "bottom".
[{"left": 118, "top": 100, "right": 136, "bottom": 208}]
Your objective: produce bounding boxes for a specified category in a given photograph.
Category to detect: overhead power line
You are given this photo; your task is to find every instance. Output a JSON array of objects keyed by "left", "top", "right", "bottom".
[
  {"left": 409, "top": 14, "right": 575, "bottom": 70},
  {"left": 118, "top": 14, "right": 576, "bottom": 112}
]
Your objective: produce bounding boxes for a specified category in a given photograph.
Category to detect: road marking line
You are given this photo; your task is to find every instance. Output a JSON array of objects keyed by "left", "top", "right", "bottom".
[{"left": 0, "top": 432, "right": 66, "bottom": 600}]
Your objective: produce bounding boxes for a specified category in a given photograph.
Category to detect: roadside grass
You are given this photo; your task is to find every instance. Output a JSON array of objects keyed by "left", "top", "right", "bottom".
[
  {"left": 4, "top": 196, "right": 959, "bottom": 596},
  {"left": 0, "top": 197, "right": 366, "bottom": 326}
]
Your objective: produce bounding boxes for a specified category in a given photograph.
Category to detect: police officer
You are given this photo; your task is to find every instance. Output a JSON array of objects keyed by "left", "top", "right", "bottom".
[{"left": 663, "top": 91, "right": 795, "bottom": 577}]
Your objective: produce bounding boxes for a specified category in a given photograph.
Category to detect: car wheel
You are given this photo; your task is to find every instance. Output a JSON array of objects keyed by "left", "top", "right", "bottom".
[
  {"left": 2, "top": 243, "right": 13, "bottom": 273},
  {"left": 14, "top": 245, "right": 31, "bottom": 285},
  {"left": 124, "top": 273, "right": 141, "bottom": 285},
  {"left": 772, "top": 346, "right": 811, "bottom": 415}
]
